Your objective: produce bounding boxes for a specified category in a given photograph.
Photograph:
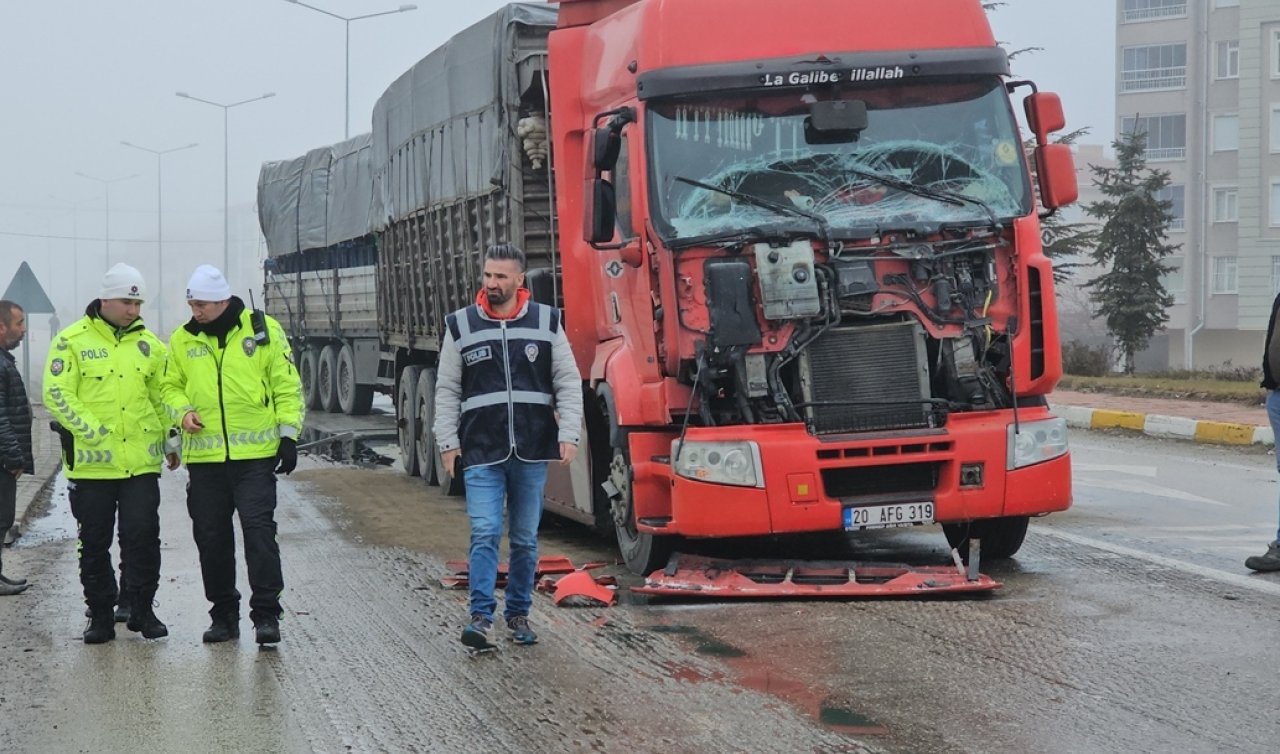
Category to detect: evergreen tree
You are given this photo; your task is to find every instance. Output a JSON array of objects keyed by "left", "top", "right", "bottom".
[{"left": 1083, "top": 128, "right": 1178, "bottom": 373}]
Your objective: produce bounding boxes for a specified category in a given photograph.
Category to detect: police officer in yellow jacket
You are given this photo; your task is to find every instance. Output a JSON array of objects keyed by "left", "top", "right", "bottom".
[
  {"left": 162, "top": 265, "right": 303, "bottom": 645},
  {"left": 44, "top": 264, "right": 178, "bottom": 644}
]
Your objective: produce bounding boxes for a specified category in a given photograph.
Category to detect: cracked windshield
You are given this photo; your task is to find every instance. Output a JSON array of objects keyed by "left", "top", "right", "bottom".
[{"left": 649, "top": 78, "right": 1031, "bottom": 241}]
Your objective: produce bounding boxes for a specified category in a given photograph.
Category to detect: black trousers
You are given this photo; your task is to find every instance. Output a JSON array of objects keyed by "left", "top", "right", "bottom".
[
  {"left": 68, "top": 475, "right": 161, "bottom": 612},
  {"left": 187, "top": 458, "right": 283, "bottom": 623},
  {"left": 0, "top": 473, "right": 14, "bottom": 574}
]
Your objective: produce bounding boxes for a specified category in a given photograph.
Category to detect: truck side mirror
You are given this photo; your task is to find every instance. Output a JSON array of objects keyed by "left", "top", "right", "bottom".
[
  {"left": 1024, "top": 92, "right": 1065, "bottom": 144},
  {"left": 590, "top": 127, "right": 623, "bottom": 173},
  {"left": 1033, "top": 143, "right": 1078, "bottom": 210},
  {"left": 584, "top": 178, "right": 617, "bottom": 244}
]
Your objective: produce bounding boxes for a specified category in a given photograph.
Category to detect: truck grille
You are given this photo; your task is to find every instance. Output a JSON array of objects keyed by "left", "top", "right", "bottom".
[{"left": 799, "top": 321, "right": 931, "bottom": 434}]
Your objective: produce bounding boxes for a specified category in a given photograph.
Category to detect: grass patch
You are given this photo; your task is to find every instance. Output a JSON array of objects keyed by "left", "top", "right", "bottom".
[{"left": 1059, "top": 374, "right": 1266, "bottom": 405}]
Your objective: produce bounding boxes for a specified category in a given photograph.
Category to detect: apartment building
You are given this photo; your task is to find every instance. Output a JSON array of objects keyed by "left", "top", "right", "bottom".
[{"left": 1116, "top": 0, "right": 1280, "bottom": 369}]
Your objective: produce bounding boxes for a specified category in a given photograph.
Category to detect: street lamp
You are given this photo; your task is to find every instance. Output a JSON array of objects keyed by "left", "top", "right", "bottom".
[
  {"left": 47, "top": 194, "right": 97, "bottom": 309},
  {"left": 75, "top": 172, "right": 138, "bottom": 270},
  {"left": 175, "top": 91, "right": 276, "bottom": 276},
  {"left": 281, "top": 0, "right": 418, "bottom": 138},
  {"left": 121, "top": 140, "right": 198, "bottom": 333}
]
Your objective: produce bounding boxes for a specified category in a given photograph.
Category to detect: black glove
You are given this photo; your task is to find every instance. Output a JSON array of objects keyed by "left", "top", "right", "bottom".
[
  {"left": 49, "top": 421, "right": 75, "bottom": 471},
  {"left": 275, "top": 437, "right": 297, "bottom": 475}
]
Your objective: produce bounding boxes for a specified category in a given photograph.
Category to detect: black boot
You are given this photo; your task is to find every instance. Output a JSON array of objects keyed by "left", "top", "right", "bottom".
[
  {"left": 126, "top": 604, "right": 169, "bottom": 640},
  {"left": 0, "top": 551, "right": 26, "bottom": 587},
  {"left": 83, "top": 609, "right": 116, "bottom": 644},
  {"left": 254, "top": 617, "right": 281, "bottom": 645},
  {"left": 113, "top": 602, "right": 131, "bottom": 624},
  {"left": 202, "top": 612, "right": 240, "bottom": 643}
]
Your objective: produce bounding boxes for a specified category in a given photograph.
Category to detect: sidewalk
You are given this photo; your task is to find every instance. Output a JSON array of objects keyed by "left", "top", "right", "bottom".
[
  {"left": 5, "top": 405, "right": 61, "bottom": 544},
  {"left": 1050, "top": 389, "right": 1274, "bottom": 447}
]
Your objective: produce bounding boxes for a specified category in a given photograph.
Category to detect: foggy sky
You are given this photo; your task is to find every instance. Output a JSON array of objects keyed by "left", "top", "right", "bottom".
[{"left": 0, "top": 0, "right": 1116, "bottom": 335}]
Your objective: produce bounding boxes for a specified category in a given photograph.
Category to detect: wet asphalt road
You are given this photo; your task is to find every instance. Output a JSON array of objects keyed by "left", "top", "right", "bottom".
[{"left": 1, "top": 427, "right": 1278, "bottom": 753}]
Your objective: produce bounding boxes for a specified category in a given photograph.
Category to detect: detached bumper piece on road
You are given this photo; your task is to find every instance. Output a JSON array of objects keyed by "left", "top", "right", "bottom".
[
  {"left": 439, "top": 555, "right": 598, "bottom": 590},
  {"left": 632, "top": 555, "right": 1001, "bottom": 599}
]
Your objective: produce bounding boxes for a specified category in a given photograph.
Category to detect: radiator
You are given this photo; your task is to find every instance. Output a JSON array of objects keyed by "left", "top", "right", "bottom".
[{"left": 798, "top": 321, "right": 932, "bottom": 434}]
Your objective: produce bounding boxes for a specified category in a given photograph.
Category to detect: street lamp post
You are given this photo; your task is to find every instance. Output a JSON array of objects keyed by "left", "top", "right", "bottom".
[
  {"left": 121, "top": 140, "right": 198, "bottom": 333},
  {"left": 175, "top": 91, "right": 275, "bottom": 276},
  {"left": 282, "top": 0, "right": 418, "bottom": 138},
  {"left": 74, "top": 172, "right": 137, "bottom": 270}
]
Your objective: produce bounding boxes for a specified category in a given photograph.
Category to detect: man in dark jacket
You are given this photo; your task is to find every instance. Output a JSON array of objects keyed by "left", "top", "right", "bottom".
[
  {"left": 1249, "top": 292, "right": 1280, "bottom": 572},
  {"left": 433, "top": 244, "right": 583, "bottom": 649},
  {"left": 0, "top": 300, "right": 32, "bottom": 595}
]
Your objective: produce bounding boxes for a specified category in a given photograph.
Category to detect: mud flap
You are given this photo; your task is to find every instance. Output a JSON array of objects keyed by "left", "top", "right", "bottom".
[{"left": 631, "top": 554, "right": 1000, "bottom": 599}]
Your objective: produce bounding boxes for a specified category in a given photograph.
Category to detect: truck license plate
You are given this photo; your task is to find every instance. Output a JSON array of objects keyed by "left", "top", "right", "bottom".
[{"left": 843, "top": 502, "right": 935, "bottom": 530}]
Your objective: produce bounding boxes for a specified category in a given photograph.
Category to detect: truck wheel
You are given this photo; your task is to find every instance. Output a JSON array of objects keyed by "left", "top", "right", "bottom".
[
  {"left": 942, "top": 516, "right": 1030, "bottom": 560},
  {"left": 414, "top": 368, "right": 438, "bottom": 485},
  {"left": 397, "top": 365, "right": 422, "bottom": 476},
  {"left": 428, "top": 367, "right": 465, "bottom": 496},
  {"left": 317, "top": 344, "right": 340, "bottom": 413},
  {"left": 299, "top": 348, "right": 321, "bottom": 410},
  {"left": 337, "top": 343, "right": 374, "bottom": 416},
  {"left": 609, "top": 444, "right": 673, "bottom": 575}
]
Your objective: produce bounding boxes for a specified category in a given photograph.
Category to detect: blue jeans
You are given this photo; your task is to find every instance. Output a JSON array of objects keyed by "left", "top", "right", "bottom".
[
  {"left": 1268, "top": 391, "right": 1280, "bottom": 541},
  {"left": 463, "top": 458, "right": 548, "bottom": 621}
]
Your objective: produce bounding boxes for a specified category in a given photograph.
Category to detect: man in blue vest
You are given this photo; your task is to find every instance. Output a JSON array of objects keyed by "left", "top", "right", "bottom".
[{"left": 434, "top": 243, "right": 583, "bottom": 649}]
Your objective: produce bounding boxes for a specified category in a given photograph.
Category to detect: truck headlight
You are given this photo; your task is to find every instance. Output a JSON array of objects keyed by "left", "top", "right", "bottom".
[
  {"left": 1007, "top": 417, "right": 1069, "bottom": 470},
  {"left": 672, "top": 439, "right": 764, "bottom": 488}
]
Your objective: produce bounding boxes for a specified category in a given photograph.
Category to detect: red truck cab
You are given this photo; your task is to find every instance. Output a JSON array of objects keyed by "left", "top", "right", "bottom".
[{"left": 547, "top": 0, "right": 1078, "bottom": 573}]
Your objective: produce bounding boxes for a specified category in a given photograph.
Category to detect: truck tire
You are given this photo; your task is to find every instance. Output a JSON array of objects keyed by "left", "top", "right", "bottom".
[
  {"left": 609, "top": 441, "right": 673, "bottom": 575},
  {"left": 414, "top": 368, "right": 438, "bottom": 486},
  {"left": 397, "top": 365, "right": 422, "bottom": 476},
  {"left": 337, "top": 343, "right": 374, "bottom": 416},
  {"left": 317, "top": 344, "right": 340, "bottom": 413},
  {"left": 299, "top": 347, "right": 321, "bottom": 410},
  {"left": 425, "top": 366, "right": 464, "bottom": 497},
  {"left": 942, "top": 516, "right": 1030, "bottom": 560}
]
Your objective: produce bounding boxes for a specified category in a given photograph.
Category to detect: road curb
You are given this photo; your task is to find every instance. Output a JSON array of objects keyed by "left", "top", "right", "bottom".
[{"left": 1057, "top": 405, "right": 1274, "bottom": 447}]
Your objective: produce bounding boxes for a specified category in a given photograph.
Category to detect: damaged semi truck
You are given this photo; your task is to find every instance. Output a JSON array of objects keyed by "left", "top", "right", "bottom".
[{"left": 259, "top": 0, "right": 1078, "bottom": 574}]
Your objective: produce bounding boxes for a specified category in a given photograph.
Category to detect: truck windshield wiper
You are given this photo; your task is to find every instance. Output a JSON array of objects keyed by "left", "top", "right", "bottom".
[
  {"left": 667, "top": 224, "right": 797, "bottom": 251},
  {"left": 674, "top": 175, "right": 833, "bottom": 249},
  {"left": 841, "top": 165, "right": 1002, "bottom": 232}
]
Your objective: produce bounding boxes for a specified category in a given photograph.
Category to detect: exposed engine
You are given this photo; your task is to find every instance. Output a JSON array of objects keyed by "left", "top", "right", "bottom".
[{"left": 693, "top": 236, "right": 1012, "bottom": 434}]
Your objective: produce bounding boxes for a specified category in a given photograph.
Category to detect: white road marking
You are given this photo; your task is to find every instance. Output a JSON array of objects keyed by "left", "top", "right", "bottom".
[
  {"left": 1032, "top": 525, "right": 1280, "bottom": 597},
  {"left": 1074, "top": 463, "right": 1157, "bottom": 477},
  {"left": 1074, "top": 478, "right": 1229, "bottom": 507}
]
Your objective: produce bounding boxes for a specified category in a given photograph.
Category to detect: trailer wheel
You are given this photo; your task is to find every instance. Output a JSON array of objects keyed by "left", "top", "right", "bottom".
[
  {"left": 337, "top": 343, "right": 374, "bottom": 416},
  {"left": 942, "top": 516, "right": 1030, "bottom": 560},
  {"left": 414, "top": 368, "right": 438, "bottom": 486},
  {"left": 299, "top": 347, "right": 321, "bottom": 410},
  {"left": 317, "top": 344, "right": 340, "bottom": 413},
  {"left": 397, "top": 365, "right": 422, "bottom": 476},
  {"left": 426, "top": 363, "right": 465, "bottom": 497}
]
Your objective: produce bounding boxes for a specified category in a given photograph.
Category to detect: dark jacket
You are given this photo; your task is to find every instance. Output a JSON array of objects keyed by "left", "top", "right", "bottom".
[
  {"left": 1263, "top": 293, "right": 1280, "bottom": 390},
  {"left": 0, "top": 347, "right": 34, "bottom": 474}
]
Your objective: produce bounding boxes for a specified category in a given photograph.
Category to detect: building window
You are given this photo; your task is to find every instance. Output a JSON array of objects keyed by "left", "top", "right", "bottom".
[
  {"left": 1216, "top": 40, "right": 1240, "bottom": 79},
  {"left": 1122, "top": 114, "right": 1187, "bottom": 160},
  {"left": 1121, "top": 44, "right": 1188, "bottom": 91},
  {"left": 1272, "top": 180, "right": 1280, "bottom": 227},
  {"left": 1162, "top": 261, "right": 1185, "bottom": 298},
  {"left": 1156, "top": 184, "right": 1185, "bottom": 231},
  {"left": 1213, "top": 187, "right": 1239, "bottom": 222},
  {"left": 1273, "top": 105, "right": 1280, "bottom": 152},
  {"left": 1212, "top": 257, "right": 1238, "bottom": 294},
  {"left": 1122, "top": 0, "right": 1187, "bottom": 22},
  {"left": 1275, "top": 31, "right": 1280, "bottom": 78},
  {"left": 1271, "top": 257, "right": 1280, "bottom": 294},
  {"left": 1213, "top": 114, "right": 1239, "bottom": 151}
]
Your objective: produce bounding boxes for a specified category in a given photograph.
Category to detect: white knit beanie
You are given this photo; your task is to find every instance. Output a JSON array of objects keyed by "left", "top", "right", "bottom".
[
  {"left": 186, "top": 264, "right": 232, "bottom": 302},
  {"left": 99, "top": 263, "right": 146, "bottom": 302}
]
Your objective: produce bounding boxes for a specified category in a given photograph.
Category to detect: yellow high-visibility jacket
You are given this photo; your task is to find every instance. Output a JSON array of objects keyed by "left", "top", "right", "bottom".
[
  {"left": 163, "top": 306, "right": 303, "bottom": 463},
  {"left": 43, "top": 314, "right": 172, "bottom": 479}
]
